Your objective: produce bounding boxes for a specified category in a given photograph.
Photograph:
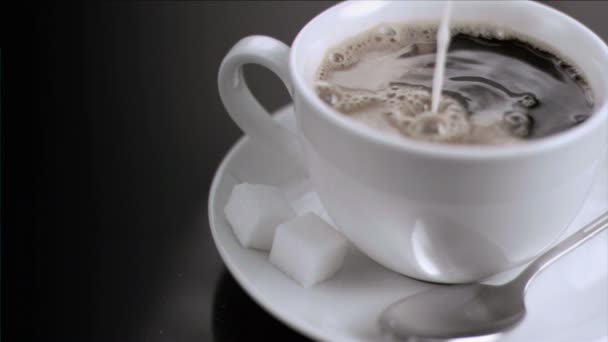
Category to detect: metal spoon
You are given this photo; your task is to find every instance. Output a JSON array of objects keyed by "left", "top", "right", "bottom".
[{"left": 379, "top": 211, "right": 608, "bottom": 341}]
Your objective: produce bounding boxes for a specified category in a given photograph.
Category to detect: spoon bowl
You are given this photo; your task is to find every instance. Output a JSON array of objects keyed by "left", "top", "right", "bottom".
[{"left": 380, "top": 284, "right": 525, "bottom": 340}]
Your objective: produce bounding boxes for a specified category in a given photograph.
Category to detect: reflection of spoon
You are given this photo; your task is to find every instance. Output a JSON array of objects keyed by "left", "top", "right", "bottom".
[{"left": 379, "top": 211, "right": 608, "bottom": 341}]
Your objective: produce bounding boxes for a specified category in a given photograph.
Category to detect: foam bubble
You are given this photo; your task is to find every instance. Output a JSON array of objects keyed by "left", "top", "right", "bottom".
[
  {"left": 330, "top": 52, "right": 344, "bottom": 64},
  {"left": 503, "top": 111, "right": 532, "bottom": 138},
  {"left": 517, "top": 94, "right": 538, "bottom": 109},
  {"left": 315, "top": 81, "right": 341, "bottom": 106}
]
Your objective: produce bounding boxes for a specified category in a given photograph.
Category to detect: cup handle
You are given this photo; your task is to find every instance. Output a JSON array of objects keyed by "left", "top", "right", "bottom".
[{"left": 218, "top": 35, "right": 305, "bottom": 169}]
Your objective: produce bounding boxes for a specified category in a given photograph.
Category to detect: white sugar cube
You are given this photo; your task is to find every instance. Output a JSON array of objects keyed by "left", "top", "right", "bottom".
[
  {"left": 290, "top": 191, "right": 336, "bottom": 228},
  {"left": 224, "top": 183, "right": 295, "bottom": 251},
  {"left": 270, "top": 213, "right": 348, "bottom": 287}
]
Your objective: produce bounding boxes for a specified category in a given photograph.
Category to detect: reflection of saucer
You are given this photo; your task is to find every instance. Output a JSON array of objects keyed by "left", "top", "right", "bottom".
[
  {"left": 212, "top": 269, "right": 312, "bottom": 341},
  {"left": 208, "top": 105, "right": 607, "bottom": 341}
]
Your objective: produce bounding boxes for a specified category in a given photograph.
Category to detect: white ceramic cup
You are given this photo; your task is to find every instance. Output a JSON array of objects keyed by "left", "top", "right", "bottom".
[{"left": 218, "top": 1, "right": 608, "bottom": 283}]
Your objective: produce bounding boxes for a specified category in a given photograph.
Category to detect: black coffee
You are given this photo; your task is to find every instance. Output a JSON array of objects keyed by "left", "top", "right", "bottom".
[{"left": 314, "top": 23, "right": 594, "bottom": 145}]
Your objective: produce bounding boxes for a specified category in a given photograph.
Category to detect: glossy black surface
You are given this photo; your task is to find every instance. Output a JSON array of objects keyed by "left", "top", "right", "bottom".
[{"left": 3, "top": 2, "right": 607, "bottom": 341}]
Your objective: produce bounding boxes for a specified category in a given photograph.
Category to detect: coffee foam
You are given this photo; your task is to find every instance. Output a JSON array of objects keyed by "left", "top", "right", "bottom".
[
  {"left": 316, "top": 80, "right": 471, "bottom": 142},
  {"left": 316, "top": 24, "right": 438, "bottom": 81},
  {"left": 314, "top": 22, "right": 591, "bottom": 145}
]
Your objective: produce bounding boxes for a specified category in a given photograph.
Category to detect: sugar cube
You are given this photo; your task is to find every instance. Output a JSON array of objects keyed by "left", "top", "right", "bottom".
[
  {"left": 290, "top": 191, "right": 336, "bottom": 228},
  {"left": 224, "top": 183, "right": 295, "bottom": 251},
  {"left": 270, "top": 213, "right": 348, "bottom": 287}
]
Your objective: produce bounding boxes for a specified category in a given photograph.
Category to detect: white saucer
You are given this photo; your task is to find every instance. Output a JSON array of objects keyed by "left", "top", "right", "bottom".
[{"left": 209, "top": 105, "right": 608, "bottom": 342}]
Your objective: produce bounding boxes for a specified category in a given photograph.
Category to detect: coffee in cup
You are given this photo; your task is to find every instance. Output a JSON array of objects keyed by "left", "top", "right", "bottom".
[{"left": 314, "top": 22, "right": 594, "bottom": 145}]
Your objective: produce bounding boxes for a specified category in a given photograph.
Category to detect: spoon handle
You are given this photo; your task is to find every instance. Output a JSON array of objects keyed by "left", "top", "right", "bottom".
[{"left": 512, "top": 211, "right": 608, "bottom": 293}]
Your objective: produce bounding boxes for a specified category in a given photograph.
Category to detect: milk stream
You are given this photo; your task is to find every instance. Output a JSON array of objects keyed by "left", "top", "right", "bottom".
[{"left": 431, "top": 1, "right": 453, "bottom": 114}]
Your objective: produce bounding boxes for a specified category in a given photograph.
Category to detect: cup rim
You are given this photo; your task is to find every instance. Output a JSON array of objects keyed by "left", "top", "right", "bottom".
[{"left": 290, "top": 0, "right": 608, "bottom": 161}]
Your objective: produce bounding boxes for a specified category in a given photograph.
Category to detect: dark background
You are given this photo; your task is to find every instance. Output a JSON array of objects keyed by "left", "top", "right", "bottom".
[{"left": 3, "top": 2, "right": 607, "bottom": 341}]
